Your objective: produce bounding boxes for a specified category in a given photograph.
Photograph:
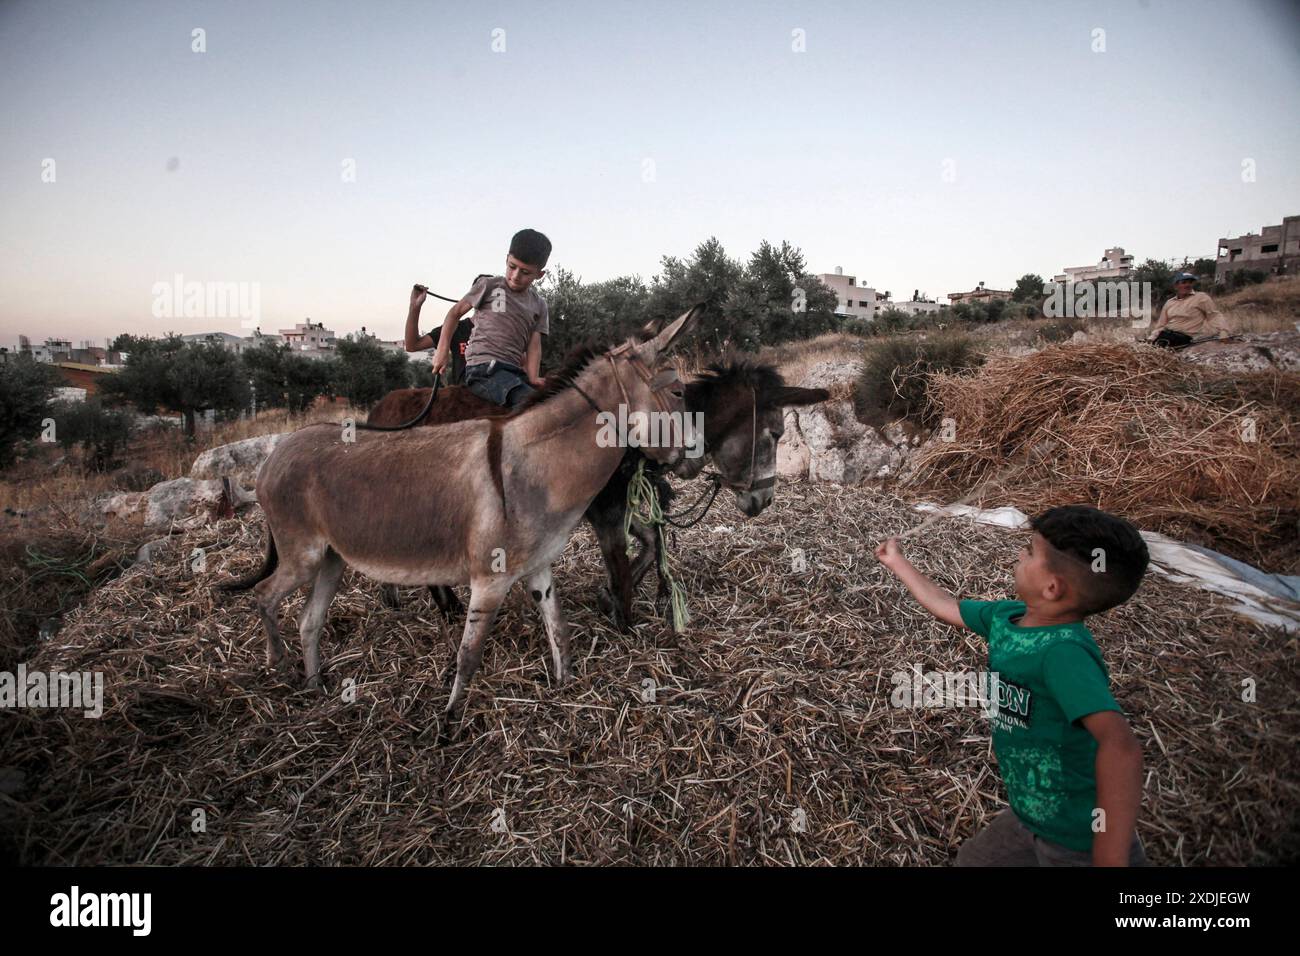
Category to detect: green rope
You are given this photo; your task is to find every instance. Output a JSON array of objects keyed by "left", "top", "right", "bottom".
[{"left": 624, "top": 459, "right": 690, "bottom": 632}]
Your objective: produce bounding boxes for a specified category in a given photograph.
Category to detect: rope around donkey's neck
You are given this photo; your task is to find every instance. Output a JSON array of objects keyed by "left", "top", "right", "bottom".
[{"left": 624, "top": 459, "right": 690, "bottom": 632}]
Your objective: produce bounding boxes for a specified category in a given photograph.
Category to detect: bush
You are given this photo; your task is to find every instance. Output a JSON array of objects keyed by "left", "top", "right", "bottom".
[
  {"left": 100, "top": 337, "right": 251, "bottom": 437},
  {"left": 48, "top": 399, "right": 134, "bottom": 471},
  {"left": 854, "top": 333, "right": 984, "bottom": 428},
  {"left": 333, "top": 337, "right": 411, "bottom": 408},
  {"left": 1036, "top": 317, "right": 1087, "bottom": 343},
  {"left": 243, "top": 340, "right": 335, "bottom": 413},
  {"left": 871, "top": 308, "right": 912, "bottom": 336},
  {"left": 0, "top": 355, "right": 62, "bottom": 469},
  {"left": 1222, "top": 269, "right": 1268, "bottom": 293}
]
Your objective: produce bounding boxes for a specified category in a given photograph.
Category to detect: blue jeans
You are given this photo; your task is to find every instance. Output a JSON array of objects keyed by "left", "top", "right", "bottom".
[{"left": 463, "top": 360, "right": 535, "bottom": 408}]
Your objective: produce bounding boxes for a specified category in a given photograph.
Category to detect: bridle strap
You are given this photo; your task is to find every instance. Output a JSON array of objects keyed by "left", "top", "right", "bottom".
[
  {"left": 606, "top": 353, "right": 633, "bottom": 409},
  {"left": 731, "top": 387, "right": 775, "bottom": 494},
  {"left": 571, "top": 382, "right": 602, "bottom": 414},
  {"left": 747, "top": 386, "right": 757, "bottom": 491},
  {"left": 606, "top": 343, "right": 677, "bottom": 415}
]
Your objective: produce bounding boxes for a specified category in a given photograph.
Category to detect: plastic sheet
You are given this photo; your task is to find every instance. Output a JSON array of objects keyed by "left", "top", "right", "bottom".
[{"left": 912, "top": 503, "right": 1300, "bottom": 632}]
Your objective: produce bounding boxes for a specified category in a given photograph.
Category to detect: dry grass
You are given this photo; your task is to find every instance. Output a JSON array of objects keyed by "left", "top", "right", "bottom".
[
  {"left": 0, "top": 402, "right": 356, "bottom": 517},
  {"left": 1217, "top": 276, "right": 1300, "bottom": 316},
  {"left": 2, "top": 483, "right": 1296, "bottom": 866},
  {"left": 909, "top": 342, "right": 1300, "bottom": 571},
  {"left": 0, "top": 402, "right": 359, "bottom": 682},
  {"left": 759, "top": 333, "right": 866, "bottom": 386}
]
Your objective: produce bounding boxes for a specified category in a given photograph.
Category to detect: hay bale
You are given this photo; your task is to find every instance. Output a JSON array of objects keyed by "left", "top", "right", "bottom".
[{"left": 909, "top": 342, "right": 1300, "bottom": 570}]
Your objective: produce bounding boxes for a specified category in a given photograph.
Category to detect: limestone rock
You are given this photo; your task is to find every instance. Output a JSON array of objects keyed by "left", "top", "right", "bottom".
[
  {"left": 190, "top": 433, "right": 283, "bottom": 485},
  {"left": 777, "top": 360, "right": 913, "bottom": 484},
  {"left": 1181, "top": 331, "right": 1300, "bottom": 374}
]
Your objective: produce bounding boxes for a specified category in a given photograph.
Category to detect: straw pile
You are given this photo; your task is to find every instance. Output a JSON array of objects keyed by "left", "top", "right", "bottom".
[
  {"left": 909, "top": 342, "right": 1300, "bottom": 570},
  {"left": 2, "top": 481, "right": 1295, "bottom": 866}
]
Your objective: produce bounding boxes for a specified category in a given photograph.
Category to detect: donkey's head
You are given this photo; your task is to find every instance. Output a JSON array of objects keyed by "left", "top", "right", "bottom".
[
  {"left": 603, "top": 305, "right": 702, "bottom": 467},
  {"left": 683, "top": 361, "right": 829, "bottom": 517}
]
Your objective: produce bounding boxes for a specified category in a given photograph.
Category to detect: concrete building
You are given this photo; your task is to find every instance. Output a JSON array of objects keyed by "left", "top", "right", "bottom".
[
  {"left": 180, "top": 331, "right": 251, "bottom": 353},
  {"left": 28, "top": 337, "right": 73, "bottom": 363},
  {"left": 889, "top": 300, "right": 943, "bottom": 317},
  {"left": 948, "top": 282, "right": 1012, "bottom": 305},
  {"left": 14, "top": 337, "right": 123, "bottom": 366},
  {"left": 280, "top": 320, "right": 336, "bottom": 351},
  {"left": 244, "top": 329, "right": 285, "bottom": 348},
  {"left": 1053, "top": 246, "right": 1135, "bottom": 284},
  {"left": 817, "top": 267, "right": 883, "bottom": 320},
  {"left": 356, "top": 326, "right": 408, "bottom": 356},
  {"left": 68, "top": 345, "right": 107, "bottom": 366},
  {"left": 1216, "top": 215, "right": 1300, "bottom": 281}
]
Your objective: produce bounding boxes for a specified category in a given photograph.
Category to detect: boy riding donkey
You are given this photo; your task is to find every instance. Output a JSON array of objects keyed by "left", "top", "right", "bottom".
[{"left": 404, "top": 229, "right": 551, "bottom": 405}]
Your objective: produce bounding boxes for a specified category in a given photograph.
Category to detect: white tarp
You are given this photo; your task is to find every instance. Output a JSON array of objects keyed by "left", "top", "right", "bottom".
[{"left": 912, "top": 503, "right": 1300, "bottom": 633}]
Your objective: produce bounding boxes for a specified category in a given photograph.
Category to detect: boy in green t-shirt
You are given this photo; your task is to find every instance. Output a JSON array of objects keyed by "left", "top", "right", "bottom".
[{"left": 875, "top": 505, "right": 1150, "bottom": 866}]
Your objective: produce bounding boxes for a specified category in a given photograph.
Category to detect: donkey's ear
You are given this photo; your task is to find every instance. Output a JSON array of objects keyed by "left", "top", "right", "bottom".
[
  {"left": 636, "top": 316, "right": 661, "bottom": 342},
  {"left": 771, "top": 386, "right": 830, "bottom": 407},
  {"left": 647, "top": 303, "right": 704, "bottom": 356}
]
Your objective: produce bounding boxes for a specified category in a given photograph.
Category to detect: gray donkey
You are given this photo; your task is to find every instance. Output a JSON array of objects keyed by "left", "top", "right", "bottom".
[{"left": 221, "top": 308, "right": 699, "bottom": 720}]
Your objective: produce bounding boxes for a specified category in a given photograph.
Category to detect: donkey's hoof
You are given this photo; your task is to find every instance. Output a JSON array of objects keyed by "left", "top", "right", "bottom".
[{"left": 597, "top": 590, "right": 634, "bottom": 633}]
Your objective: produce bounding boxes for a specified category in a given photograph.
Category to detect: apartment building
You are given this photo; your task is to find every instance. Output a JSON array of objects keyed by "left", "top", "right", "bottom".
[
  {"left": 817, "top": 267, "right": 883, "bottom": 320},
  {"left": 1216, "top": 215, "right": 1300, "bottom": 280},
  {"left": 1053, "top": 246, "right": 1135, "bottom": 284}
]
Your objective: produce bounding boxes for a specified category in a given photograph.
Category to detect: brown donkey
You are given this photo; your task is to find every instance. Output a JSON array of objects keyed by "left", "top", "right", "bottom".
[
  {"left": 222, "top": 308, "right": 699, "bottom": 720},
  {"left": 368, "top": 358, "right": 828, "bottom": 628}
]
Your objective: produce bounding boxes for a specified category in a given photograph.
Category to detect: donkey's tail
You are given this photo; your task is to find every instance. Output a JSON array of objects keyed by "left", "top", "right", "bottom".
[{"left": 216, "top": 528, "right": 278, "bottom": 592}]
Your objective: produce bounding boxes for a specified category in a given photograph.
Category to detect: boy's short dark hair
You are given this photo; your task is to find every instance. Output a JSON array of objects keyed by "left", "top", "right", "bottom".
[
  {"left": 1030, "top": 505, "right": 1149, "bottom": 616},
  {"left": 509, "top": 229, "right": 552, "bottom": 269}
]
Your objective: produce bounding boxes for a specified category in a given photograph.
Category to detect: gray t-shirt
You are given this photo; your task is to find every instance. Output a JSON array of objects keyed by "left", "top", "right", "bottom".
[{"left": 462, "top": 275, "right": 549, "bottom": 368}]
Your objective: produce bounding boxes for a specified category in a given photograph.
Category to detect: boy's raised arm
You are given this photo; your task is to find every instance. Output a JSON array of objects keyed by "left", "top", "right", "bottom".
[
  {"left": 875, "top": 538, "right": 966, "bottom": 629},
  {"left": 403, "top": 285, "right": 432, "bottom": 350}
]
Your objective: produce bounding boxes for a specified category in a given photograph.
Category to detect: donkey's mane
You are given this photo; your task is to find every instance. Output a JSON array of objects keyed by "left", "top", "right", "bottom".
[
  {"left": 512, "top": 341, "right": 612, "bottom": 413},
  {"left": 687, "top": 358, "right": 786, "bottom": 410}
]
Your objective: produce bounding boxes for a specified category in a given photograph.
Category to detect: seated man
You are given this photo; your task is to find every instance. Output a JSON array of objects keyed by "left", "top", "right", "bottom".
[{"left": 1148, "top": 272, "right": 1230, "bottom": 348}]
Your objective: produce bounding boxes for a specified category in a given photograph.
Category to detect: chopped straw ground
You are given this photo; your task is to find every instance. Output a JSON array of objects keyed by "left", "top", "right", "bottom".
[
  {"left": 910, "top": 342, "right": 1300, "bottom": 571},
  {"left": 2, "top": 482, "right": 1296, "bottom": 865}
]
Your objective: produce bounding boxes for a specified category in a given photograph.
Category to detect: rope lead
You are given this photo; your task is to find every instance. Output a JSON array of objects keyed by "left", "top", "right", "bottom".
[{"left": 625, "top": 458, "right": 690, "bottom": 633}]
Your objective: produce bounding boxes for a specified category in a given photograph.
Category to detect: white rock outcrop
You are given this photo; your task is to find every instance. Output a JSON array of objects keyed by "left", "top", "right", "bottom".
[
  {"left": 1181, "top": 331, "right": 1300, "bottom": 374},
  {"left": 777, "top": 360, "right": 918, "bottom": 484},
  {"left": 189, "top": 433, "right": 283, "bottom": 485}
]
